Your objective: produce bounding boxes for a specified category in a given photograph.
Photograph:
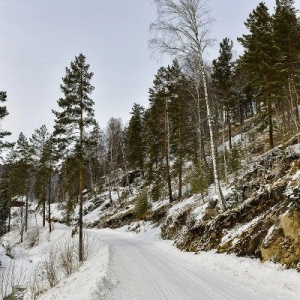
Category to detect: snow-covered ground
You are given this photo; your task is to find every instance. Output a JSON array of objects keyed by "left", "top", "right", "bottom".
[
  {"left": 1, "top": 213, "right": 300, "bottom": 299},
  {"left": 95, "top": 225, "right": 300, "bottom": 300}
]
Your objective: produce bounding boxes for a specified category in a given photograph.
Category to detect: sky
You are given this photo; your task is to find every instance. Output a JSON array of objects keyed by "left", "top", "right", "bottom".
[{"left": 0, "top": 0, "right": 299, "bottom": 142}]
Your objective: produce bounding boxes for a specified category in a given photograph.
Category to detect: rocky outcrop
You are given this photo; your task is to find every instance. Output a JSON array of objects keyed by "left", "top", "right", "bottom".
[
  {"left": 160, "top": 147, "right": 300, "bottom": 270},
  {"left": 260, "top": 209, "right": 300, "bottom": 268}
]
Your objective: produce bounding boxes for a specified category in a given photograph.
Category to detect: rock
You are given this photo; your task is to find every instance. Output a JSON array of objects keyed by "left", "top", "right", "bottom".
[
  {"left": 120, "top": 170, "right": 142, "bottom": 187},
  {"left": 202, "top": 208, "right": 218, "bottom": 221},
  {"left": 280, "top": 210, "right": 300, "bottom": 241},
  {"left": 207, "top": 198, "right": 218, "bottom": 209}
]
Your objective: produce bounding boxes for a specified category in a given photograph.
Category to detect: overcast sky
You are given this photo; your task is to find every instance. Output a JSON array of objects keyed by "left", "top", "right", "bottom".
[{"left": 0, "top": 0, "right": 299, "bottom": 141}]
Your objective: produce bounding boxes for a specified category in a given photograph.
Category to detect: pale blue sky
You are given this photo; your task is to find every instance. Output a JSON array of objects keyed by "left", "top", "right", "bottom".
[{"left": 0, "top": 0, "right": 297, "bottom": 141}]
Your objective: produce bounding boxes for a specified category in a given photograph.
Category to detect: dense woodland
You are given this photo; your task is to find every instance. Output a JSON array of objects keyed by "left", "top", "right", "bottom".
[{"left": 1, "top": 0, "right": 300, "bottom": 260}]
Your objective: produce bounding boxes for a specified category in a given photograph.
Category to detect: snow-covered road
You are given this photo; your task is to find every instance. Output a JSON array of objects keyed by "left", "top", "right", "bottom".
[{"left": 98, "top": 229, "right": 299, "bottom": 300}]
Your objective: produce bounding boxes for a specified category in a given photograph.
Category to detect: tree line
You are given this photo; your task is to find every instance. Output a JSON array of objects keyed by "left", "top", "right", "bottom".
[{"left": 0, "top": 0, "right": 299, "bottom": 261}]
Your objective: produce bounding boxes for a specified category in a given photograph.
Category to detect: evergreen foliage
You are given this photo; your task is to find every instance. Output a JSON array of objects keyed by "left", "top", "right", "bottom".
[
  {"left": 135, "top": 188, "right": 149, "bottom": 219},
  {"left": 7, "top": 133, "right": 33, "bottom": 233},
  {"left": 0, "top": 165, "right": 11, "bottom": 236},
  {"left": 227, "top": 144, "right": 243, "bottom": 176},
  {"left": 0, "top": 91, "right": 12, "bottom": 151},
  {"left": 238, "top": 2, "right": 278, "bottom": 149},
  {"left": 189, "top": 161, "right": 211, "bottom": 201},
  {"left": 212, "top": 38, "right": 235, "bottom": 149},
  {"left": 84, "top": 122, "right": 106, "bottom": 196},
  {"left": 30, "top": 125, "right": 53, "bottom": 228},
  {"left": 52, "top": 53, "right": 95, "bottom": 262},
  {"left": 150, "top": 180, "right": 164, "bottom": 202},
  {"left": 273, "top": 0, "right": 300, "bottom": 131},
  {"left": 126, "top": 103, "right": 146, "bottom": 174}
]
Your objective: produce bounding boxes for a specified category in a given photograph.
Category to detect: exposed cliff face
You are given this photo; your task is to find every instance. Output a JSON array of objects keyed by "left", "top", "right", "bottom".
[
  {"left": 161, "top": 146, "right": 300, "bottom": 270},
  {"left": 260, "top": 210, "right": 300, "bottom": 267}
]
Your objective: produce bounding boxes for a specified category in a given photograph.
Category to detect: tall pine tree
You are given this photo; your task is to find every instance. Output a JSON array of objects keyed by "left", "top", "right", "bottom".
[
  {"left": 212, "top": 38, "right": 235, "bottom": 150},
  {"left": 238, "top": 2, "right": 278, "bottom": 149},
  {"left": 273, "top": 0, "right": 300, "bottom": 130},
  {"left": 0, "top": 91, "right": 12, "bottom": 151},
  {"left": 52, "top": 53, "right": 95, "bottom": 262},
  {"left": 126, "top": 103, "right": 146, "bottom": 174}
]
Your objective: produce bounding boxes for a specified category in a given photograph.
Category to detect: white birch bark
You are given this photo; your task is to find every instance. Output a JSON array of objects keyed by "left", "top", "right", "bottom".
[{"left": 201, "top": 69, "right": 226, "bottom": 208}]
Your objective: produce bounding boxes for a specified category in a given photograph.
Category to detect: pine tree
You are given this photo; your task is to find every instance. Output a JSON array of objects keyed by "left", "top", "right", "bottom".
[
  {"left": 52, "top": 53, "right": 95, "bottom": 262},
  {"left": 145, "top": 61, "right": 192, "bottom": 201},
  {"left": 212, "top": 38, "right": 235, "bottom": 150},
  {"left": 0, "top": 91, "right": 12, "bottom": 235},
  {"left": 273, "top": 0, "right": 300, "bottom": 131},
  {"left": 0, "top": 165, "right": 11, "bottom": 236},
  {"left": 126, "top": 103, "right": 146, "bottom": 174},
  {"left": 135, "top": 188, "right": 149, "bottom": 219},
  {"left": 238, "top": 2, "right": 278, "bottom": 149},
  {"left": 30, "top": 125, "right": 54, "bottom": 231},
  {"left": 167, "top": 60, "right": 191, "bottom": 198},
  {"left": 59, "top": 152, "right": 81, "bottom": 224},
  {"left": 146, "top": 66, "right": 173, "bottom": 202},
  {"left": 7, "top": 133, "right": 33, "bottom": 236},
  {"left": 0, "top": 91, "right": 12, "bottom": 151},
  {"left": 190, "top": 160, "right": 211, "bottom": 202}
]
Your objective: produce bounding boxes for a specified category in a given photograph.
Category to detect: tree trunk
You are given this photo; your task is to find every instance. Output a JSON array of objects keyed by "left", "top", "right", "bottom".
[
  {"left": 201, "top": 69, "right": 226, "bottom": 209},
  {"left": 165, "top": 97, "right": 173, "bottom": 203},
  {"left": 239, "top": 98, "right": 244, "bottom": 141},
  {"left": 267, "top": 99, "right": 274, "bottom": 149},
  {"left": 194, "top": 85, "right": 207, "bottom": 166},
  {"left": 8, "top": 206, "right": 11, "bottom": 233},
  {"left": 25, "top": 190, "right": 28, "bottom": 232},
  {"left": 222, "top": 106, "right": 228, "bottom": 184},
  {"left": 108, "top": 175, "right": 113, "bottom": 203},
  {"left": 42, "top": 192, "right": 46, "bottom": 227},
  {"left": 178, "top": 97, "right": 183, "bottom": 198},
  {"left": 226, "top": 98, "right": 232, "bottom": 150},
  {"left": 178, "top": 131, "right": 183, "bottom": 199},
  {"left": 78, "top": 77, "right": 84, "bottom": 263},
  {"left": 20, "top": 205, "right": 24, "bottom": 243},
  {"left": 79, "top": 159, "right": 83, "bottom": 262},
  {"left": 48, "top": 176, "right": 52, "bottom": 233}
]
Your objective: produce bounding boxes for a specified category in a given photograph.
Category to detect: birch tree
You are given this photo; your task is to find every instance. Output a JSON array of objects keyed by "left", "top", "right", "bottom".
[
  {"left": 105, "top": 118, "right": 124, "bottom": 202},
  {"left": 149, "top": 0, "right": 226, "bottom": 208}
]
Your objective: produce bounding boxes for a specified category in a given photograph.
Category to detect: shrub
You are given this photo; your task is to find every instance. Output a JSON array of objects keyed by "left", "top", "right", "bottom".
[
  {"left": 43, "top": 248, "right": 59, "bottom": 288},
  {"left": 228, "top": 143, "right": 243, "bottom": 176},
  {"left": 59, "top": 236, "right": 78, "bottom": 276},
  {"left": 135, "top": 189, "right": 149, "bottom": 219},
  {"left": 150, "top": 182, "right": 163, "bottom": 202},
  {"left": 189, "top": 161, "right": 211, "bottom": 201}
]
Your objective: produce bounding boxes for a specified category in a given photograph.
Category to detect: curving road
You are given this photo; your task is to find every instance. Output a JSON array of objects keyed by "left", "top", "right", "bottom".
[{"left": 97, "top": 229, "right": 295, "bottom": 300}]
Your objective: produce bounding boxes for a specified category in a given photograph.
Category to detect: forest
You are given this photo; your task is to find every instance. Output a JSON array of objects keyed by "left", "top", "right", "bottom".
[{"left": 0, "top": 0, "right": 300, "bottom": 264}]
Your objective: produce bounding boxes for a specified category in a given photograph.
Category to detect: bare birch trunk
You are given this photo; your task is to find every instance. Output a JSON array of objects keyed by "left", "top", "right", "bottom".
[{"left": 201, "top": 69, "right": 226, "bottom": 208}]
